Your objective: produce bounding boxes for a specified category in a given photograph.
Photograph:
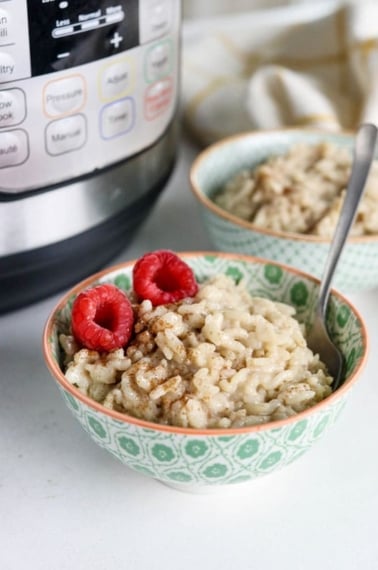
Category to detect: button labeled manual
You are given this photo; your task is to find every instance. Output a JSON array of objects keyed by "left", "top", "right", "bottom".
[{"left": 45, "top": 114, "right": 87, "bottom": 155}]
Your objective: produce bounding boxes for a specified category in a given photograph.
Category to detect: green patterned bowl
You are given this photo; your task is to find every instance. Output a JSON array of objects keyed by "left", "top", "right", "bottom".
[
  {"left": 190, "top": 129, "right": 378, "bottom": 293},
  {"left": 43, "top": 253, "right": 368, "bottom": 493}
]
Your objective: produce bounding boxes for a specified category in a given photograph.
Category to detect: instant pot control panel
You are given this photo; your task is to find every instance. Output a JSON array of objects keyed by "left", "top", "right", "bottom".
[{"left": 0, "top": 0, "right": 180, "bottom": 196}]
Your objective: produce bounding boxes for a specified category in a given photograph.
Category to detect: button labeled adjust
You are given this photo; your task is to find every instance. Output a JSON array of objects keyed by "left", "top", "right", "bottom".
[{"left": 99, "top": 58, "right": 134, "bottom": 101}]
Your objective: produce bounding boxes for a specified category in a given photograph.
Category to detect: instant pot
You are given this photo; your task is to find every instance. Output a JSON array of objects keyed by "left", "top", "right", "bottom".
[{"left": 0, "top": 0, "right": 181, "bottom": 313}]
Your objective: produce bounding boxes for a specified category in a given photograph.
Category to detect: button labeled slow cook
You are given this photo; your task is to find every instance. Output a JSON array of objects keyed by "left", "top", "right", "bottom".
[
  {"left": 45, "top": 114, "right": 87, "bottom": 155},
  {"left": 43, "top": 75, "right": 86, "bottom": 118},
  {"left": 0, "top": 88, "right": 26, "bottom": 128},
  {"left": 100, "top": 97, "right": 135, "bottom": 139},
  {"left": 0, "top": 129, "right": 29, "bottom": 169}
]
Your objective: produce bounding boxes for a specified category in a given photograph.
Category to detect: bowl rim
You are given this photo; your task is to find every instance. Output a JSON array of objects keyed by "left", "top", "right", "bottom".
[
  {"left": 189, "top": 128, "right": 378, "bottom": 244},
  {"left": 43, "top": 251, "right": 369, "bottom": 436}
]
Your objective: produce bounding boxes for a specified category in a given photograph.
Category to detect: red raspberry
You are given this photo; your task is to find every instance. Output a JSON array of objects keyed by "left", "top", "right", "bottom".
[
  {"left": 133, "top": 250, "right": 198, "bottom": 305},
  {"left": 71, "top": 283, "right": 134, "bottom": 351}
]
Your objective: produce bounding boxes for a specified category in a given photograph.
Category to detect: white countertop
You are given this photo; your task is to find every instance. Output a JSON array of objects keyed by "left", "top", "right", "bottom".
[{"left": 1, "top": 138, "right": 378, "bottom": 570}]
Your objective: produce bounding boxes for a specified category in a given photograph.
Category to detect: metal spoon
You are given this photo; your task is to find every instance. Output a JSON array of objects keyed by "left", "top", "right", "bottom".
[{"left": 306, "top": 123, "right": 378, "bottom": 391}]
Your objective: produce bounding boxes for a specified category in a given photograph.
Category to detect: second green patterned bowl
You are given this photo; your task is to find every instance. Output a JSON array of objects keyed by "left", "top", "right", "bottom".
[
  {"left": 43, "top": 252, "right": 368, "bottom": 493},
  {"left": 190, "top": 129, "right": 378, "bottom": 293}
]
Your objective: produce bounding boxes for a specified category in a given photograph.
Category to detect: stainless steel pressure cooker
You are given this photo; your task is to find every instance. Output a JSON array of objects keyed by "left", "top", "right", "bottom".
[{"left": 0, "top": 0, "right": 180, "bottom": 313}]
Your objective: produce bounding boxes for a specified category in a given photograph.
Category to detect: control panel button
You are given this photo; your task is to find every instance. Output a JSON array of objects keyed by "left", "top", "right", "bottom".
[
  {"left": 29, "top": 3, "right": 135, "bottom": 76},
  {"left": 145, "top": 40, "right": 172, "bottom": 83},
  {"left": 109, "top": 31, "right": 123, "bottom": 49},
  {"left": 100, "top": 97, "right": 135, "bottom": 139},
  {"left": 144, "top": 78, "right": 173, "bottom": 120},
  {"left": 43, "top": 75, "right": 86, "bottom": 118},
  {"left": 0, "top": 88, "right": 26, "bottom": 128},
  {"left": 139, "top": 0, "right": 173, "bottom": 44},
  {"left": 0, "top": 4, "right": 31, "bottom": 82},
  {"left": 0, "top": 0, "right": 180, "bottom": 194},
  {"left": 0, "top": 52, "right": 16, "bottom": 82},
  {"left": 45, "top": 114, "right": 87, "bottom": 155},
  {"left": 51, "top": 8, "right": 125, "bottom": 38},
  {"left": 0, "top": 129, "right": 29, "bottom": 169},
  {"left": 99, "top": 58, "right": 134, "bottom": 101},
  {"left": 0, "top": 8, "right": 13, "bottom": 46}
]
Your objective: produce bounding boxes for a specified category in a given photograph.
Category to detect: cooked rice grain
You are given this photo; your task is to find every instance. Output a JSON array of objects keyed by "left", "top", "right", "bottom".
[
  {"left": 61, "top": 275, "right": 333, "bottom": 429},
  {"left": 214, "top": 142, "right": 378, "bottom": 237}
]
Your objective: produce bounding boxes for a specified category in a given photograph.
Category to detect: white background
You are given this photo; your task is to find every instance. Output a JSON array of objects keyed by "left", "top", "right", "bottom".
[{"left": 1, "top": 138, "right": 378, "bottom": 570}]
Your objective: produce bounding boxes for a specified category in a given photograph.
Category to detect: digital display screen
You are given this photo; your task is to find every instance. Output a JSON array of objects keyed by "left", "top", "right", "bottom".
[{"left": 27, "top": 0, "right": 139, "bottom": 76}]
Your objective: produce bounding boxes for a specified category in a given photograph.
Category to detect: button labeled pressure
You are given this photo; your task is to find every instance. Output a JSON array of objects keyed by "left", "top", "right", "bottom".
[{"left": 43, "top": 75, "right": 86, "bottom": 118}]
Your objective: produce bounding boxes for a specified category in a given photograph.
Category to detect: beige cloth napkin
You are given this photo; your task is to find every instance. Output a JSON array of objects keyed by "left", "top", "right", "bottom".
[{"left": 181, "top": 1, "right": 378, "bottom": 146}]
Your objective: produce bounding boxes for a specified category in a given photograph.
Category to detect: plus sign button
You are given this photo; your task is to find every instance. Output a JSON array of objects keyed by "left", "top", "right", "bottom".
[{"left": 110, "top": 32, "right": 123, "bottom": 50}]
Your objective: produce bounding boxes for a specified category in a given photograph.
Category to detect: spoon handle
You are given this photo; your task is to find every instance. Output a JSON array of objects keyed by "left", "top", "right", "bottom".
[{"left": 318, "top": 123, "right": 378, "bottom": 316}]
